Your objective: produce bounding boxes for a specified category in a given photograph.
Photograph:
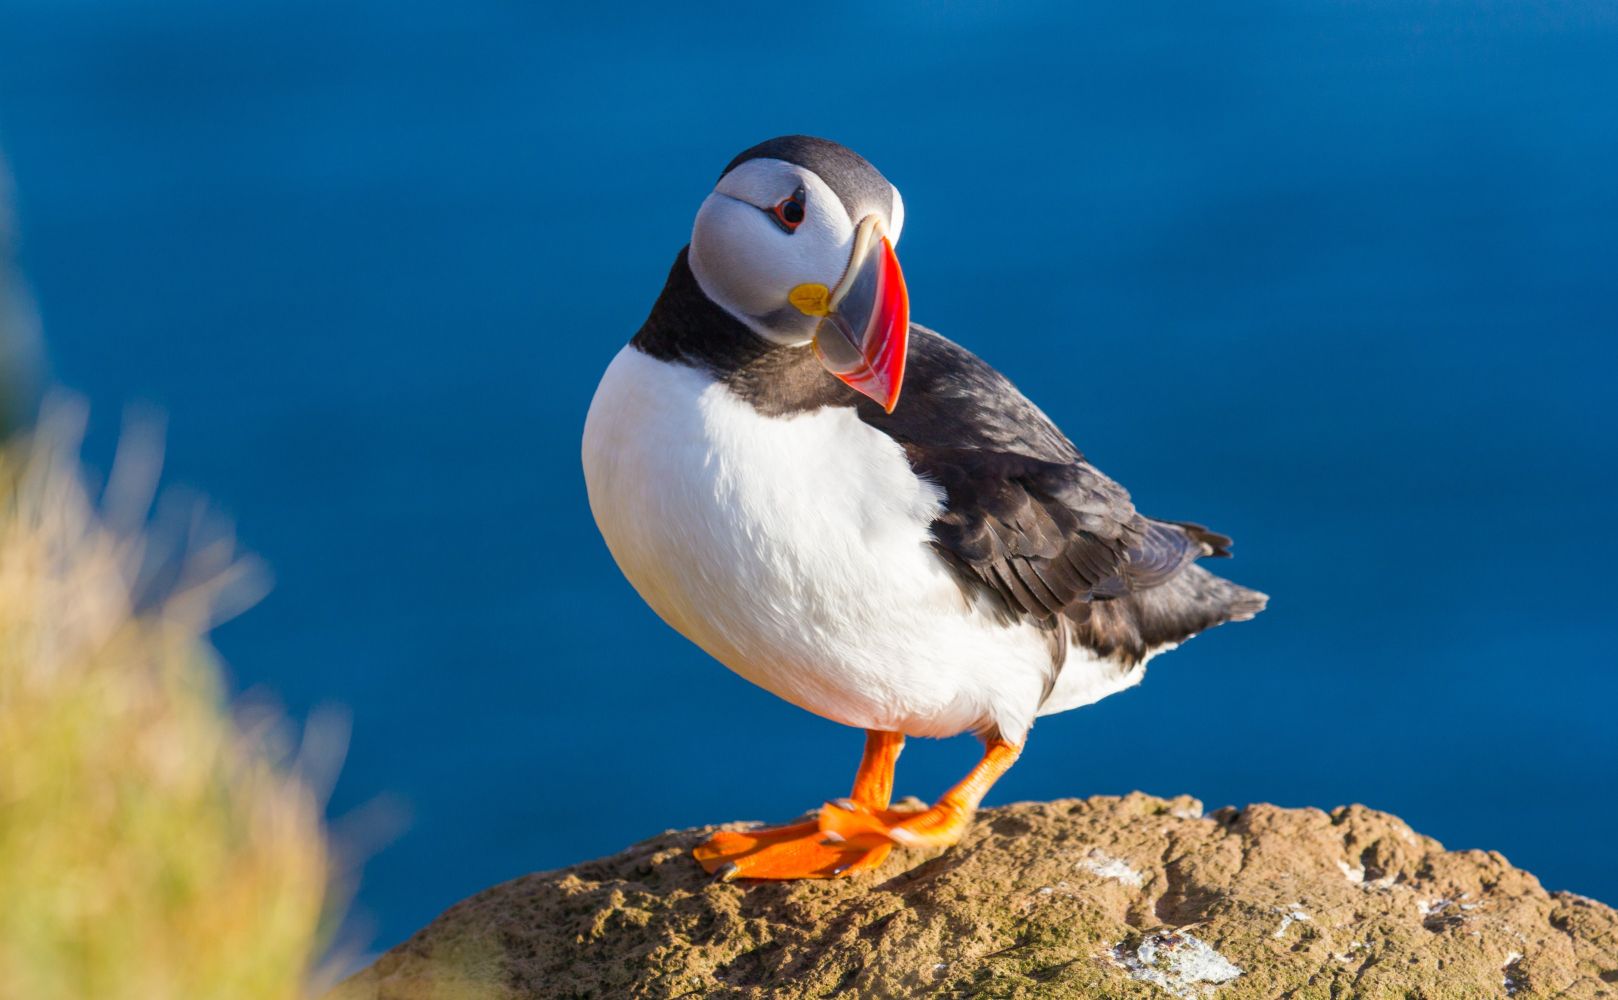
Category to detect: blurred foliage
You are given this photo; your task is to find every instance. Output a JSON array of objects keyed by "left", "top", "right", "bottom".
[
  {"left": 0, "top": 411, "right": 331, "bottom": 999},
  {"left": 0, "top": 155, "right": 43, "bottom": 441}
]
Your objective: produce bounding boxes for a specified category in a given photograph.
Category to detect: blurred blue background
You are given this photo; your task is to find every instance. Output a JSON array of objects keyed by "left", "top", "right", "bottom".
[{"left": 2, "top": 0, "right": 1614, "bottom": 953}]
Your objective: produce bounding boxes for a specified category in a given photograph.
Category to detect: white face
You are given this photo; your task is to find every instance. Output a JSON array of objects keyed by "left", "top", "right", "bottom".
[{"left": 689, "top": 158, "right": 905, "bottom": 346}]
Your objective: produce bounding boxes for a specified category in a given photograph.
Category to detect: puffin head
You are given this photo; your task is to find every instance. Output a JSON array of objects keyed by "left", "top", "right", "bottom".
[{"left": 689, "top": 136, "right": 910, "bottom": 412}]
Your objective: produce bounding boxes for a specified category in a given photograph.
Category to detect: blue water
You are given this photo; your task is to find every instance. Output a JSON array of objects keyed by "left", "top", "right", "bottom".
[{"left": 2, "top": 0, "right": 1614, "bottom": 952}]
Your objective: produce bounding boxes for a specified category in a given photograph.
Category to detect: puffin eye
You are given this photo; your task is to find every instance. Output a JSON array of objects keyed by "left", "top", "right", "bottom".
[{"left": 769, "top": 188, "right": 807, "bottom": 233}]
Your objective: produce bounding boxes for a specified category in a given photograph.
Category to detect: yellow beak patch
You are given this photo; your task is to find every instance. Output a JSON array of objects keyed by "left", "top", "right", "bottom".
[{"left": 788, "top": 283, "right": 832, "bottom": 317}]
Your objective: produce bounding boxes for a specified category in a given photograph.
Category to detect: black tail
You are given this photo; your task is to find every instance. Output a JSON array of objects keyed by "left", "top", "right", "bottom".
[{"left": 1070, "top": 563, "right": 1266, "bottom": 665}]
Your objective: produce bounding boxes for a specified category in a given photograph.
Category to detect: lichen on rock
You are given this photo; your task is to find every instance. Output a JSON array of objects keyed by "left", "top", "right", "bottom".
[{"left": 332, "top": 793, "right": 1618, "bottom": 999}]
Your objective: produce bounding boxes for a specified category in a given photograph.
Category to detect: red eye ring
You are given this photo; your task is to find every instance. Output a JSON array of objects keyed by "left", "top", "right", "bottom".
[{"left": 769, "top": 188, "right": 807, "bottom": 233}]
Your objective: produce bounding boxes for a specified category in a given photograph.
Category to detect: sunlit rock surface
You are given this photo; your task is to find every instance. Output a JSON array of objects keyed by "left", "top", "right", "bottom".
[{"left": 333, "top": 794, "right": 1618, "bottom": 999}]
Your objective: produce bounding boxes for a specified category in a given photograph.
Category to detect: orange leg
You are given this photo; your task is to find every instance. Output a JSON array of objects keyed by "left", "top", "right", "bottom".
[
  {"left": 820, "top": 738, "right": 1020, "bottom": 849},
  {"left": 693, "top": 730, "right": 913, "bottom": 880},
  {"left": 848, "top": 727, "right": 904, "bottom": 809}
]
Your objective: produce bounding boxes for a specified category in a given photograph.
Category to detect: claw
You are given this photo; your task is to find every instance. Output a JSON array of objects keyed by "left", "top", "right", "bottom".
[{"left": 888, "top": 826, "right": 926, "bottom": 848}]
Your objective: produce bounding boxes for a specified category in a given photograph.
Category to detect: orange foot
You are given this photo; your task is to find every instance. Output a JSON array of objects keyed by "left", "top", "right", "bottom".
[
  {"left": 818, "top": 797, "right": 973, "bottom": 849},
  {"left": 693, "top": 812, "right": 916, "bottom": 881},
  {"left": 818, "top": 738, "right": 1021, "bottom": 851},
  {"left": 694, "top": 730, "right": 913, "bottom": 881}
]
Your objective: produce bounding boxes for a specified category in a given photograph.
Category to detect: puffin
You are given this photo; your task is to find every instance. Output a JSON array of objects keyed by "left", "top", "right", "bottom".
[{"left": 582, "top": 135, "right": 1266, "bottom": 880}]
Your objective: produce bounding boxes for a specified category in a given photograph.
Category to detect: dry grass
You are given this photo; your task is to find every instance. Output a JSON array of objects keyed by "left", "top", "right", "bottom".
[{"left": 0, "top": 411, "right": 332, "bottom": 999}]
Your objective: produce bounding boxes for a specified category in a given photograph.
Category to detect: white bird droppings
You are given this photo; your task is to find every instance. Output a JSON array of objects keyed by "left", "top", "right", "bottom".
[
  {"left": 1078, "top": 849, "right": 1144, "bottom": 888},
  {"left": 1339, "top": 858, "right": 1397, "bottom": 889},
  {"left": 1331, "top": 940, "right": 1365, "bottom": 963},
  {"left": 1271, "top": 904, "right": 1312, "bottom": 939},
  {"left": 1109, "top": 930, "right": 1242, "bottom": 998},
  {"left": 1502, "top": 952, "right": 1525, "bottom": 996}
]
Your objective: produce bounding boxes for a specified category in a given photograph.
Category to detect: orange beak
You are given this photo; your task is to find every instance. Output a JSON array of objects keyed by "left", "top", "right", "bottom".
[{"left": 800, "top": 218, "right": 911, "bottom": 413}]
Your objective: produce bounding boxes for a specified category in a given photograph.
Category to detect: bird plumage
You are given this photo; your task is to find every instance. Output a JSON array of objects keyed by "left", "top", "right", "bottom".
[
  {"left": 589, "top": 250, "right": 1264, "bottom": 743},
  {"left": 581, "top": 136, "right": 1265, "bottom": 879}
]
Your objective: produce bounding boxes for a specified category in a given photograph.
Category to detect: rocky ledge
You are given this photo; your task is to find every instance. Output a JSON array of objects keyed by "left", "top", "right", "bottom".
[{"left": 332, "top": 794, "right": 1617, "bottom": 999}]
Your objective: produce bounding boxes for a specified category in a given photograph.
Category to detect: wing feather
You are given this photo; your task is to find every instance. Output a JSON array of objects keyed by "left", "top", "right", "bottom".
[{"left": 856, "top": 326, "right": 1260, "bottom": 664}]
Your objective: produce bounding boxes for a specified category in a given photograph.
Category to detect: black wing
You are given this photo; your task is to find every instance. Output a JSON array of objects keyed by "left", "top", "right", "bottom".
[
  {"left": 906, "top": 446, "right": 1140, "bottom": 617},
  {"left": 858, "top": 327, "right": 1260, "bottom": 647}
]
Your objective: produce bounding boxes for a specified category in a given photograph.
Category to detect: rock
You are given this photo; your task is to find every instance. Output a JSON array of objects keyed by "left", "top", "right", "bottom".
[{"left": 332, "top": 794, "right": 1618, "bottom": 999}]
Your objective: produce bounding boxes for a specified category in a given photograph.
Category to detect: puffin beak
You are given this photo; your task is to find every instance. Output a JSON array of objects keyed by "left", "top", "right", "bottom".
[{"left": 789, "top": 216, "right": 910, "bottom": 413}]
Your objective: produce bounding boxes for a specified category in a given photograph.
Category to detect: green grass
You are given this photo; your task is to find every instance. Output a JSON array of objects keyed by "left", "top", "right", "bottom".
[{"left": 0, "top": 413, "right": 332, "bottom": 999}]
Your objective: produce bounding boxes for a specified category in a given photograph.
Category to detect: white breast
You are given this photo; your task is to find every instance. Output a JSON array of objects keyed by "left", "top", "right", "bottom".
[{"left": 581, "top": 345, "right": 1145, "bottom": 742}]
